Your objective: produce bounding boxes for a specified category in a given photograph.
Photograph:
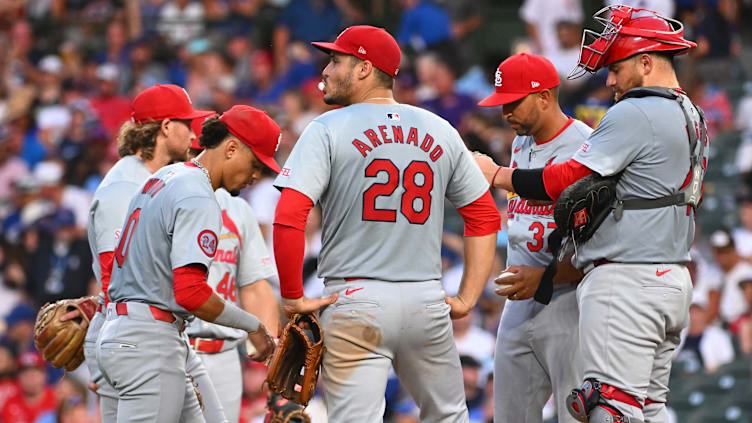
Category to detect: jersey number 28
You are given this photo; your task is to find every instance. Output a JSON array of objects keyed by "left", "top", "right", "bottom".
[{"left": 362, "top": 159, "right": 434, "bottom": 224}]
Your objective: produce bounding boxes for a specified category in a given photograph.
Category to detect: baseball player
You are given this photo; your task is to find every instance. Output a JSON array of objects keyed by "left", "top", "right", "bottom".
[
  {"left": 273, "top": 25, "right": 501, "bottom": 422},
  {"left": 83, "top": 84, "right": 216, "bottom": 422},
  {"left": 477, "top": 53, "right": 590, "bottom": 423},
  {"left": 185, "top": 126, "right": 280, "bottom": 423},
  {"left": 96, "top": 105, "right": 279, "bottom": 422},
  {"left": 475, "top": 6, "right": 707, "bottom": 423}
]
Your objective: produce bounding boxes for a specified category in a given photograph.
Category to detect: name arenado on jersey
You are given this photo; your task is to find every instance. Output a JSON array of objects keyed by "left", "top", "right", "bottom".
[{"left": 351, "top": 125, "right": 444, "bottom": 162}]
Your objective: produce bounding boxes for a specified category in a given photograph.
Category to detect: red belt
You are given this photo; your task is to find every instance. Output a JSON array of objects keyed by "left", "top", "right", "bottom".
[
  {"left": 592, "top": 259, "right": 615, "bottom": 268},
  {"left": 115, "top": 303, "right": 176, "bottom": 323},
  {"left": 188, "top": 338, "right": 225, "bottom": 353}
]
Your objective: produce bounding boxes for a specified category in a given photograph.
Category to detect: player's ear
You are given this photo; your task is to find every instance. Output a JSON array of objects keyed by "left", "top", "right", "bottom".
[
  {"left": 160, "top": 118, "right": 171, "bottom": 136},
  {"left": 358, "top": 60, "right": 373, "bottom": 81},
  {"left": 225, "top": 137, "right": 239, "bottom": 159},
  {"left": 638, "top": 54, "right": 653, "bottom": 75}
]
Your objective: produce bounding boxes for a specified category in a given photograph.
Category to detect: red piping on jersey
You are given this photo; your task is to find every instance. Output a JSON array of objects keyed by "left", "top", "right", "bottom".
[
  {"left": 99, "top": 251, "right": 114, "bottom": 305},
  {"left": 535, "top": 117, "right": 574, "bottom": 145},
  {"left": 456, "top": 191, "right": 502, "bottom": 236},
  {"left": 173, "top": 264, "right": 213, "bottom": 312},
  {"left": 221, "top": 210, "right": 243, "bottom": 248},
  {"left": 184, "top": 161, "right": 199, "bottom": 168},
  {"left": 541, "top": 159, "right": 593, "bottom": 201},
  {"left": 274, "top": 188, "right": 314, "bottom": 299}
]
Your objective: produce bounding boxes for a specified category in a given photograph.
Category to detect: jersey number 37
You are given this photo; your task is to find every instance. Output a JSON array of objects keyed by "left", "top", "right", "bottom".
[{"left": 362, "top": 159, "right": 434, "bottom": 224}]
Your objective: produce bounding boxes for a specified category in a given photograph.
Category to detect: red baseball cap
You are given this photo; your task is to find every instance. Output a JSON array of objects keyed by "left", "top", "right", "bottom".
[
  {"left": 219, "top": 105, "right": 282, "bottom": 173},
  {"left": 189, "top": 114, "right": 217, "bottom": 150},
  {"left": 131, "top": 84, "right": 215, "bottom": 124},
  {"left": 478, "top": 53, "right": 560, "bottom": 107},
  {"left": 18, "top": 351, "right": 45, "bottom": 369},
  {"left": 312, "top": 25, "right": 401, "bottom": 78}
]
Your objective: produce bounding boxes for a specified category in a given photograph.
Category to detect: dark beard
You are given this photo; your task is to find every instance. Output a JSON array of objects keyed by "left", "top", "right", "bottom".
[
  {"left": 229, "top": 190, "right": 241, "bottom": 197},
  {"left": 323, "top": 74, "right": 353, "bottom": 106}
]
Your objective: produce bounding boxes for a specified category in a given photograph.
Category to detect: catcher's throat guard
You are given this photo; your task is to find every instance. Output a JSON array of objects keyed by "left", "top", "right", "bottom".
[{"left": 266, "top": 313, "right": 324, "bottom": 407}]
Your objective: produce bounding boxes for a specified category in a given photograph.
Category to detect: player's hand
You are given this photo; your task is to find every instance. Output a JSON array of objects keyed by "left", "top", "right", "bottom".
[
  {"left": 281, "top": 294, "right": 338, "bottom": 317},
  {"left": 472, "top": 152, "right": 500, "bottom": 185},
  {"left": 247, "top": 323, "right": 275, "bottom": 362},
  {"left": 494, "top": 266, "right": 545, "bottom": 300},
  {"left": 88, "top": 381, "right": 99, "bottom": 393},
  {"left": 445, "top": 295, "right": 473, "bottom": 320},
  {"left": 59, "top": 308, "right": 89, "bottom": 330}
]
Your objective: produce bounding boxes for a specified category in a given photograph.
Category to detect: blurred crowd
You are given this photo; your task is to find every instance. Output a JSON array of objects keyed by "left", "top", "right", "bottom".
[{"left": 0, "top": 0, "right": 751, "bottom": 422}]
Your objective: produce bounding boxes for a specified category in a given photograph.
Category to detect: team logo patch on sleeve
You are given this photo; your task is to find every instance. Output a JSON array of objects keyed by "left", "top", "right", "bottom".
[{"left": 197, "top": 230, "right": 218, "bottom": 257}]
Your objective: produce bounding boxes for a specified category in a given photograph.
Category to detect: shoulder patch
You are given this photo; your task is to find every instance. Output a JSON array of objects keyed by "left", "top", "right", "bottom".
[{"left": 197, "top": 230, "right": 218, "bottom": 257}]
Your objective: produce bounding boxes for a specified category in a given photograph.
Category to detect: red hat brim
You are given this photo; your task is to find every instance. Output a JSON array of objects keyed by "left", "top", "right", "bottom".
[
  {"left": 477, "top": 91, "right": 529, "bottom": 107},
  {"left": 311, "top": 41, "right": 352, "bottom": 57}
]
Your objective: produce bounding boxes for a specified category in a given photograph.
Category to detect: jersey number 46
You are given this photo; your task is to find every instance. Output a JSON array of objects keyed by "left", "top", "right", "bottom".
[{"left": 362, "top": 159, "right": 434, "bottom": 224}]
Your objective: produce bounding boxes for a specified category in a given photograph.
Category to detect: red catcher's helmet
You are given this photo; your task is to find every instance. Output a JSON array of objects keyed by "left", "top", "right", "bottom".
[{"left": 568, "top": 5, "right": 696, "bottom": 79}]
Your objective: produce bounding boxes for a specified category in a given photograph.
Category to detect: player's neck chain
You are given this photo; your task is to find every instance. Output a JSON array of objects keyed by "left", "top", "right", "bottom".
[
  {"left": 191, "top": 158, "right": 212, "bottom": 187},
  {"left": 364, "top": 97, "right": 395, "bottom": 102}
]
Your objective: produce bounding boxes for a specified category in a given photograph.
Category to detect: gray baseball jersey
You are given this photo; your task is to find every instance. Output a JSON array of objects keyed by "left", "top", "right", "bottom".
[
  {"left": 107, "top": 162, "right": 222, "bottom": 319},
  {"left": 571, "top": 93, "right": 707, "bottom": 268},
  {"left": 185, "top": 188, "right": 276, "bottom": 340},
  {"left": 507, "top": 118, "right": 593, "bottom": 269},
  {"left": 87, "top": 155, "right": 151, "bottom": 285},
  {"left": 496, "top": 118, "right": 590, "bottom": 423},
  {"left": 274, "top": 103, "right": 489, "bottom": 282}
]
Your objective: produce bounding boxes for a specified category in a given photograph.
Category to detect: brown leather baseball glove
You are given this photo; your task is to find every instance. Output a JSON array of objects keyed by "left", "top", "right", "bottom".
[
  {"left": 264, "top": 394, "right": 312, "bottom": 423},
  {"left": 34, "top": 296, "right": 98, "bottom": 371},
  {"left": 266, "top": 314, "right": 324, "bottom": 407}
]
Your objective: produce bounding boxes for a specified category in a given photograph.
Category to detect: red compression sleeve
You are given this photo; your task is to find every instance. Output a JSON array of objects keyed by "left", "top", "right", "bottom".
[
  {"left": 99, "top": 251, "right": 114, "bottom": 305},
  {"left": 457, "top": 191, "right": 502, "bottom": 236},
  {"left": 542, "top": 159, "right": 594, "bottom": 201},
  {"left": 173, "top": 264, "right": 213, "bottom": 312},
  {"left": 274, "top": 188, "right": 314, "bottom": 299}
]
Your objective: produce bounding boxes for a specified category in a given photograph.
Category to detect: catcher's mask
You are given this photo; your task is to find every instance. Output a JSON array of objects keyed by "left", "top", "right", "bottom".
[{"left": 568, "top": 5, "right": 696, "bottom": 79}]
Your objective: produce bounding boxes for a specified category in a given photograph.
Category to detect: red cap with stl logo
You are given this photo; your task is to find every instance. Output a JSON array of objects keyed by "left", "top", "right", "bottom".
[
  {"left": 219, "top": 105, "right": 282, "bottom": 173},
  {"left": 478, "top": 53, "right": 560, "bottom": 107},
  {"left": 312, "top": 25, "right": 401, "bottom": 78},
  {"left": 131, "top": 84, "right": 215, "bottom": 124}
]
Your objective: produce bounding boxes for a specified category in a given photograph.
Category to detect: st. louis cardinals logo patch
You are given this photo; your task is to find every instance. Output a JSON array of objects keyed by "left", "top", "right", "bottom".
[{"left": 197, "top": 230, "right": 218, "bottom": 257}]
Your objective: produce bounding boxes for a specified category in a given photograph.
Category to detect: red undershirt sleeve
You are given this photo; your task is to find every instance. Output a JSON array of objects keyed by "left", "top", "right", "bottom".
[
  {"left": 99, "top": 251, "right": 114, "bottom": 305},
  {"left": 173, "top": 264, "right": 213, "bottom": 312},
  {"left": 456, "top": 191, "right": 502, "bottom": 236},
  {"left": 273, "top": 188, "right": 314, "bottom": 299},
  {"left": 541, "top": 159, "right": 594, "bottom": 201}
]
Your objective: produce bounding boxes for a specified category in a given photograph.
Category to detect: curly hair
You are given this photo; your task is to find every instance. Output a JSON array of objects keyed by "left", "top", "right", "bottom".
[
  {"left": 116, "top": 121, "right": 161, "bottom": 160},
  {"left": 198, "top": 116, "right": 231, "bottom": 149}
]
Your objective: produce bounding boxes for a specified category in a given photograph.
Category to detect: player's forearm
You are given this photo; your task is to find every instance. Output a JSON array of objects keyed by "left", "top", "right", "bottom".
[
  {"left": 193, "top": 292, "right": 262, "bottom": 333},
  {"left": 239, "top": 280, "right": 279, "bottom": 337},
  {"left": 457, "top": 233, "right": 497, "bottom": 306}
]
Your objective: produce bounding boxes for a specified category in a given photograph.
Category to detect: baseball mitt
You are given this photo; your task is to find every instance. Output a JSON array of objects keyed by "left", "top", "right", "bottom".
[
  {"left": 264, "top": 394, "right": 312, "bottom": 423},
  {"left": 553, "top": 173, "right": 620, "bottom": 248},
  {"left": 34, "top": 296, "right": 98, "bottom": 371},
  {"left": 266, "top": 314, "right": 324, "bottom": 407}
]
